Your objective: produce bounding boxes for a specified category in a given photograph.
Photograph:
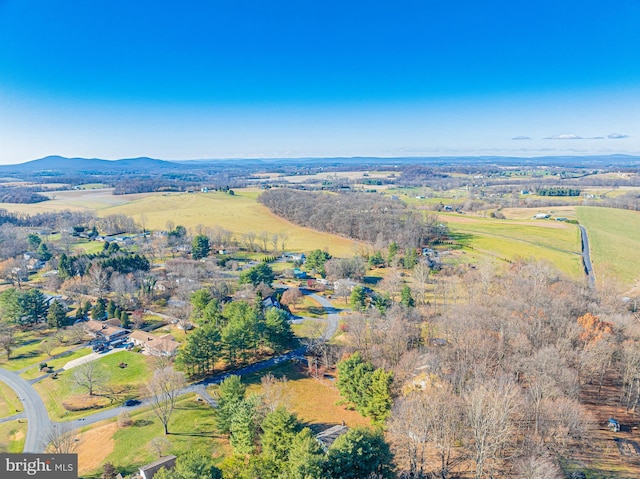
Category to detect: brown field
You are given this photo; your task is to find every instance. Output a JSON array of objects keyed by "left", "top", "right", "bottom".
[{"left": 76, "top": 422, "right": 118, "bottom": 475}]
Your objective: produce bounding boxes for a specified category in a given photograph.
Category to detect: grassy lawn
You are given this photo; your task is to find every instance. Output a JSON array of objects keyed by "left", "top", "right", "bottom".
[
  {"left": 71, "top": 239, "right": 105, "bottom": 255},
  {"left": 213, "top": 362, "right": 370, "bottom": 429},
  {"left": 0, "top": 381, "right": 22, "bottom": 418},
  {"left": 442, "top": 214, "right": 583, "bottom": 278},
  {"left": 577, "top": 206, "right": 640, "bottom": 285},
  {"left": 77, "top": 394, "right": 226, "bottom": 478},
  {"left": 0, "top": 329, "right": 83, "bottom": 372},
  {"left": 291, "top": 320, "right": 326, "bottom": 339},
  {"left": 0, "top": 420, "right": 27, "bottom": 453},
  {"left": 290, "top": 295, "right": 324, "bottom": 318},
  {"left": 34, "top": 351, "right": 152, "bottom": 420},
  {"left": 20, "top": 347, "right": 92, "bottom": 380}
]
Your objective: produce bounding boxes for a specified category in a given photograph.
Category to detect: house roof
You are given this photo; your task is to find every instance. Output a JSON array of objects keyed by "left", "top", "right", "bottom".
[
  {"left": 139, "top": 455, "right": 177, "bottom": 478},
  {"left": 85, "top": 320, "right": 127, "bottom": 338},
  {"left": 129, "top": 331, "right": 180, "bottom": 354},
  {"left": 316, "top": 424, "right": 348, "bottom": 450}
]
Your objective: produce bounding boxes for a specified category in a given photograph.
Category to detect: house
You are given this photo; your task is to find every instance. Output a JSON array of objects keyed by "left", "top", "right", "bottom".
[
  {"left": 316, "top": 425, "right": 348, "bottom": 452},
  {"left": 262, "top": 296, "right": 282, "bottom": 310},
  {"left": 293, "top": 268, "right": 307, "bottom": 279},
  {"left": 129, "top": 331, "right": 180, "bottom": 357},
  {"left": 136, "top": 455, "right": 177, "bottom": 479},
  {"left": 85, "top": 320, "right": 129, "bottom": 343}
]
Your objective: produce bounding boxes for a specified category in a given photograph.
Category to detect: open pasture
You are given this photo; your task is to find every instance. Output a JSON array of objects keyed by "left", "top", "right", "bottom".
[
  {"left": 99, "top": 189, "right": 358, "bottom": 256},
  {"left": 442, "top": 213, "right": 583, "bottom": 278},
  {"left": 576, "top": 206, "right": 640, "bottom": 286}
]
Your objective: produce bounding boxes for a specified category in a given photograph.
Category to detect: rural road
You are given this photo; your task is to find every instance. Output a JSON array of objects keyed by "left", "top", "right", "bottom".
[
  {"left": 579, "top": 225, "right": 595, "bottom": 289},
  {"left": 0, "top": 285, "right": 338, "bottom": 452},
  {"left": 0, "top": 367, "right": 52, "bottom": 453}
]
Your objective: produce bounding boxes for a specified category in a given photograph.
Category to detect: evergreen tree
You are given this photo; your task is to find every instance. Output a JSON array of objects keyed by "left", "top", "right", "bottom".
[
  {"left": 229, "top": 395, "right": 260, "bottom": 454},
  {"left": 47, "top": 300, "right": 67, "bottom": 329},
  {"left": 120, "top": 310, "right": 130, "bottom": 328},
  {"left": 173, "top": 450, "right": 222, "bottom": 479},
  {"left": 403, "top": 247, "right": 418, "bottom": 269},
  {"left": 306, "top": 249, "right": 331, "bottom": 277},
  {"left": 106, "top": 300, "right": 116, "bottom": 319},
  {"left": 264, "top": 308, "right": 295, "bottom": 353},
  {"left": 19, "top": 289, "right": 48, "bottom": 326},
  {"left": 192, "top": 234, "right": 210, "bottom": 260},
  {"left": 400, "top": 285, "right": 415, "bottom": 308},
  {"left": 27, "top": 233, "right": 41, "bottom": 250},
  {"left": 239, "top": 262, "right": 274, "bottom": 286},
  {"left": 260, "top": 407, "right": 302, "bottom": 469},
  {"left": 0, "top": 289, "right": 23, "bottom": 324},
  {"left": 324, "top": 427, "right": 394, "bottom": 479},
  {"left": 349, "top": 285, "right": 367, "bottom": 312},
  {"left": 37, "top": 243, "right": 52, "bottom": 261},
  {"left": 362, "top": 368, "right": 394, "bottom": 425},
  {"left": 91, "top": 298, "right": 107, "bottom": 320},
  {"left": 214, "top": 375, "right": 246, "bottom": 435},
  {"left": 287, "top": 427, "right": 326, "bottom": 479}
]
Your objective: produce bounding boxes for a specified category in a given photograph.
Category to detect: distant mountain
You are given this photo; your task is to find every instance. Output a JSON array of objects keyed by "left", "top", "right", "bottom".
[
  {"left": 0, "top": 154, "right": 638, "bottom": 176},
  {"left": 0, "top": 156, "right": 180, "bottom": 174}
]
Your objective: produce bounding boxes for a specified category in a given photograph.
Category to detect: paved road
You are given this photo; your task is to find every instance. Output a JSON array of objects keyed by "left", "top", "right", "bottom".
[
  {"left": 0, "top": 284, "right": 337, "bottom": 452},
  {"left": 0, "top": 367, "right": 52, "bottom": 453},
  {"left": 304, "top": 291, "right": 342, "bottom": 338},
  {"left": 579, "top": 225, "right": 596, "bottom": 289}
]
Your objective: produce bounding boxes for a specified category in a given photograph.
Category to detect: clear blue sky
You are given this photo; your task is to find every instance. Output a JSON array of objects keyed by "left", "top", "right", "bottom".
[{"left": 0, "top": 0, "right": 639, "bottom": 164}]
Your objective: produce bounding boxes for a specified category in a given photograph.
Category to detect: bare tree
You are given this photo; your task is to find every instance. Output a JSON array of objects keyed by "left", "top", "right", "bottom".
[
  {"left": 280, "top": 287, "right": 303, "bottom": 312},
  {"left": 411, "top": 260, "right": 431, "bottom": 305},
  {"left": 88, "top": 264, "right": 110, "bottom": 296},
  {"left": 72, "top": 361, "right": 108, "bottom": 396},
  {"left": 43, "top": 423, "right": 77, "bottom": 454},
  {"left": 146, "top": 367, "right": 186, "bottom": 434},
  {"left": 149, "top": 436, "right": 172, "bottom": 458},
  {"left": 389, "top": 393, "right": 431, "bottom": 478},
  {"left": 260, "top": 373, "right": 291, "bottom": 414},
  {"left": 464, "top": 379, "right": 520, "bottom": 479},
  {"left": 258, "top": 231, "right": 270, "bottom": 252},
  {"left": 513, "top": 454, "right": 562, "bottom": 479},
  {"left": 278, "top": 232, "right": 289, "bottom": 254},
  {"left": 0, "top": 326, "right": 17, "bottom": 359}
]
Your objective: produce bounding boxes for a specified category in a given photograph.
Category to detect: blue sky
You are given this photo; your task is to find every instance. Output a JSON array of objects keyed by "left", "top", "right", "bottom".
[{"left": 0, "top": 1, "right": 639, "bottom": 163}]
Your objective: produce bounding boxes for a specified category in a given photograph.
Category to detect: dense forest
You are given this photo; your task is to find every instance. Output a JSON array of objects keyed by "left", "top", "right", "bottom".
[{"left": 258, "top": 189, "right": 447, "bottom": 248}]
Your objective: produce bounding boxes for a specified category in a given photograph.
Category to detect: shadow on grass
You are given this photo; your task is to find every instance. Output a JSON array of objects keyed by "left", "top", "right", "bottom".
[
  {"left": 133, "top": 419, "right": 154, "bottom": 427},
  {"left": 445, "top": 231, "right": 475, "bottom": 248}
]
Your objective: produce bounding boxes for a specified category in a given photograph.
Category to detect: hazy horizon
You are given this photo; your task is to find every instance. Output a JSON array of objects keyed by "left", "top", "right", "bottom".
[{"left": 1, "top": 1, "right": 638, "bottom": 164}]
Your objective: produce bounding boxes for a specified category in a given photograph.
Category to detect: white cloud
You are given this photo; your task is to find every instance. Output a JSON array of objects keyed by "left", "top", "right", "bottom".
[
  {"left": 511, "top": 136, "right": 531, "bottom": 140},
  {"left": 608, "top": 133, "right": 629, "bottom": 139},
  {"left": 545, "top": 134, "right": 583, "bottom": 140}
]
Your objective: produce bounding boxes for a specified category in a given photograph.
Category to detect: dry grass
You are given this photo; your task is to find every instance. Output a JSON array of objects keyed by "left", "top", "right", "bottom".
[
  {"left": 76, "top": 422, "right": 118, "bottom": 475},
  {"left": 242, "top": 363, "right": 370, "bottom": 428}
]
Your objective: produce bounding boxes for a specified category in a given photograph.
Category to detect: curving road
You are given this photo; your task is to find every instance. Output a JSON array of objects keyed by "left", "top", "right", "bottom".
[
  {"left": 0, "top": 367, "right": 52, "bottom": 452},
  {"left": 0, "top": 287, "right": 341, "bottom": 453},
  {"left": 579, "top": 225, "right": 596, "bottom": 289}
]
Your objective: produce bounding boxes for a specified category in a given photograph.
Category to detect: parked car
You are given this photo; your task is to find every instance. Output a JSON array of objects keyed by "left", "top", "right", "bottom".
[{"left": 124, "top": 399, "right": 140, "bottom": 407}]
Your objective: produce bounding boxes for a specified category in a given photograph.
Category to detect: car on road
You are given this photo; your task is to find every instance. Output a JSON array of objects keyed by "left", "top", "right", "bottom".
[{"left": 123, "top": 399, "right": 140, "bottom": 407}]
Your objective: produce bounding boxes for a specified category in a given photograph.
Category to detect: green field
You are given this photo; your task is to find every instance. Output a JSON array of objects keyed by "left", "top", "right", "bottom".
[
  {"left": 442, "top": 213, "right": 583, "bottom": 278},
  {"left": 34, "top": 351, "right": 152, "bottom": 420},
  {"left": 79, "top": 394, "right": 223, "bottom": 478},
  {"left": 0, "top": 381, "right": 22, "bottom": 418},
  {"left": 0, "top": 188, "right": 359, "bottom": 257},
  {"left": 577, "top": 206, "right": 640, "bottom": 286},
  {"left": 0, "top": 420, "right": 26, "bottom": 453}
]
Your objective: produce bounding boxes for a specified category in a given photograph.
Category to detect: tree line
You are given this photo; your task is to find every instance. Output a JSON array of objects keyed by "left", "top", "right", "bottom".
[{"left": 259, "top": 188, "right": 447, "bottom": 248}]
